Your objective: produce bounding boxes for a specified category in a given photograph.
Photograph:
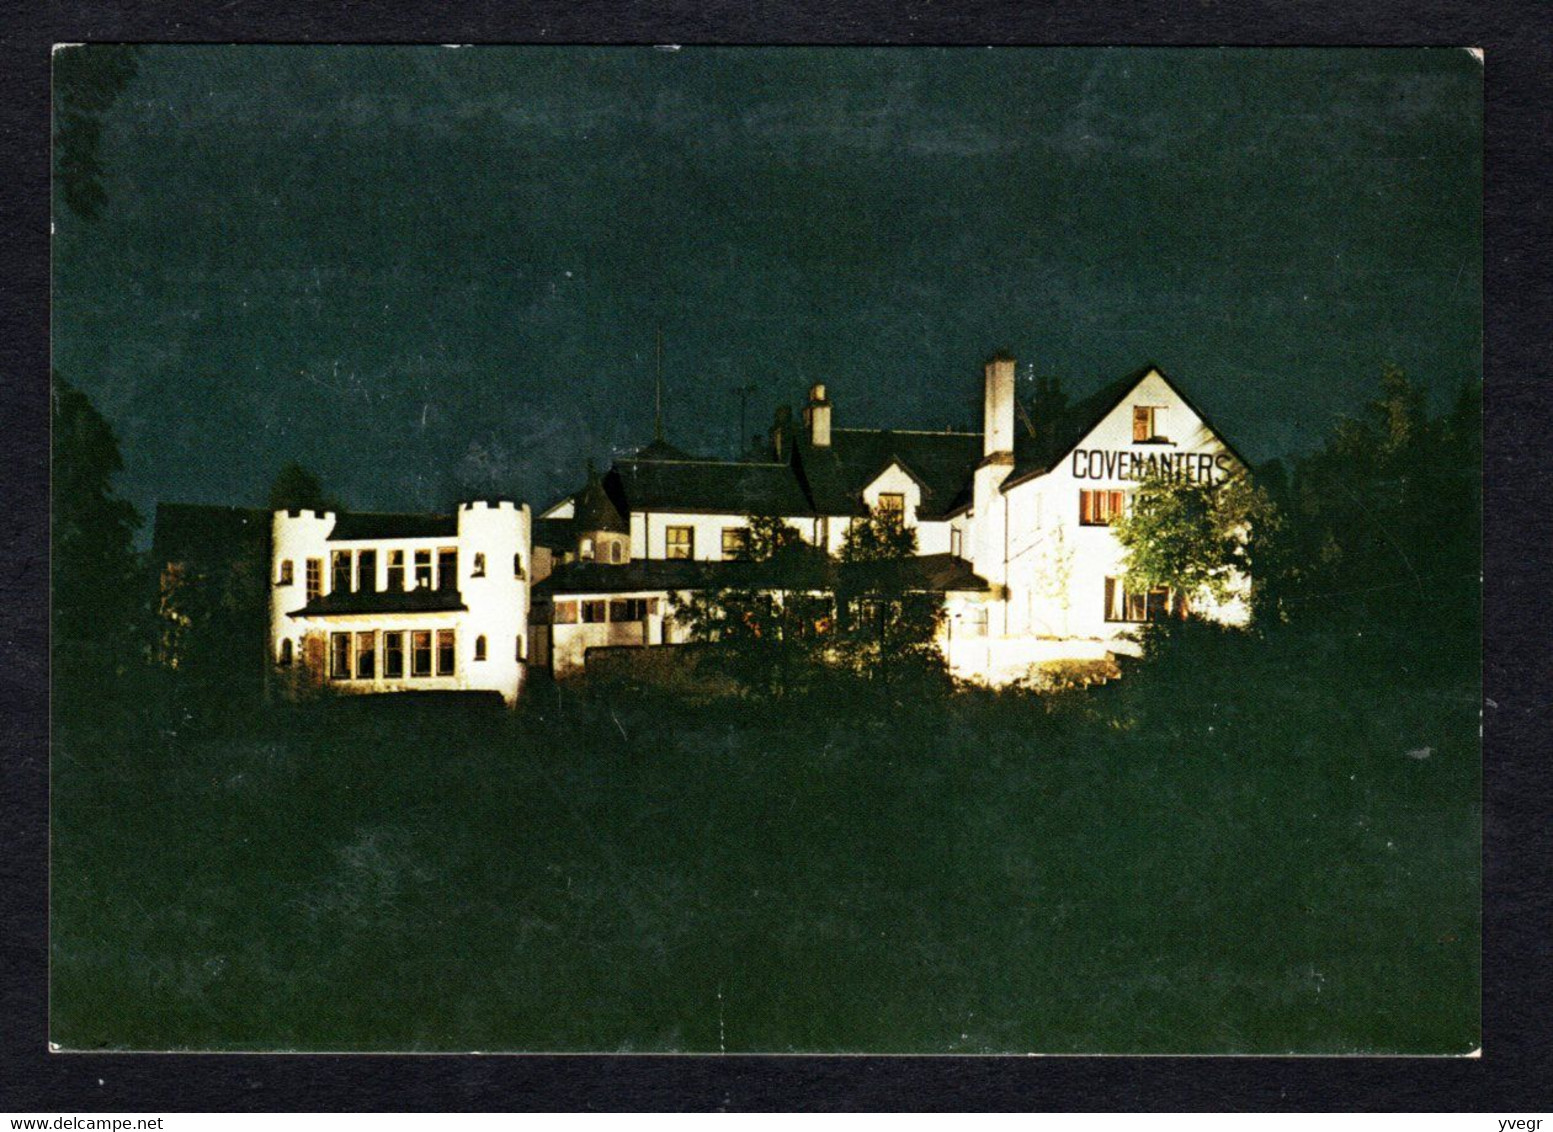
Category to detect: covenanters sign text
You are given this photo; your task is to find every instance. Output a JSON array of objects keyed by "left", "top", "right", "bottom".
[{"left": 1071, "top": 449, "right": 1235, "bottom": 484}]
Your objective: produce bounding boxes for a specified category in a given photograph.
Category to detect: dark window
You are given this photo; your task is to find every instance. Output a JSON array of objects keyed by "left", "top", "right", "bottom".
[
  {"left": 513, "top": 553, "right": 524, "bottom": 578},
  {"left": 1133, "top": 405, "right": 1167, "bottom": 442},
  {"left": 387, "top": 550, "right": 406, "bottom": 591},
  {"left": 414, "top": 550, "right": 433, "bottom": 589},
  {"left": 436, "top": 629, "right": 456, "bottom": 675},
  {"left": 331, "top": 550, "right": 352, "bottom": 594},
  {"left": 610, "top": 598, "right": 649, "bottom": 622},
  {"left": 582, "top": 600, "right": 608, "bottom": 624},
  {"left": 554, "top": 600, "right": 579, "bottom": 624},
  {"left": 609, "top": 541, "right": 623, "bottom": 564},
  {"left": 515, "top": 635, "right": 524, "bottom": 662},
  {"left": 305, "top": 558, "right": 322, "bottom": 601},
  {"left": 384, "top": 632, "right": 404, "bottom": 678},
  {"left": 878, "top": 493, "right": 906, "bottom": 524},
  {"left": 1080, "top": 489, "right": 1126, "bottom": 526},
  {"left": 276, "top": 560, "right": 294, "bottom": 586},
  {"left": 357, "top": 549, "right": 377, "bottom": 593},
  {"left": 666, "top": 526, "right": 693, "bottom": 560},
  {"left": 722, "top": 528, "right": 748, "bottom": 560},
  {"left": 330, "top": 632, "right": 351, "bottom": 680},
  {"left": 474, "top": 635, "right": 487, "bottom": 661},
  {"left": 411, "top": 630, "right": 433, "bottom": 677},
  {"left": 355, "top": 631, "right": 376, "bottom": 679},
  {"left": 437, "top": 548, "right": 458, "bottom": 591},
  {"left": 278, "top": 638, "right": 293, "bottom": 666},
  {"left": 472, "top": 552, "right": 486, "bottom": 578}
]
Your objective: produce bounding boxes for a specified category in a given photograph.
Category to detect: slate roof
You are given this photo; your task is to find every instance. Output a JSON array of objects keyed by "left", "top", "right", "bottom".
[
  {"left": 605, "top": 457, "right": 814, "bottom": 516},
  {"left": 795, "top": 428, "right": 984, "bottom": 520},
  {"left": 327, "top": 512, "right": 458, "bottom": 541},
  {"left": 533, "top": 516, "right": 577, "bottom": 551},
  {"left": 153, "top": 503, "right": 269, "bottom": 566},
  {"left": 533, "top": 551, "right": 990, "bottom": 599},
  {"left": 288, "top": 587, "right": 468, "bottom": 618}
]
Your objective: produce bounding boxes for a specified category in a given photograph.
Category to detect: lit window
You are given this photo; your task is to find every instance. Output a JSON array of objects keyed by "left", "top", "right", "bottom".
[
  {"left": 1079, "top": 489, "right": 1126, "bottom": 526},
  {"left": 437, "top": 548, "right": 458, "bottom": 591},
  {"left": 414, "top": 550, "right": 432, "bottom": 589},
  {"left": 330, "top": 632, "right": 351, "bottom": 680},
  {"left": 436, "top": 629, "right": 456, "bottom": 675},
  {"left": 276, "top": 560, "right": 294, "bottom": 586},
  {"left": 278, "top": 638, "right": 293, "bottom": 666},
  {"left": 580, "top": 537, "right": 595, "bottom": 561},
  {"left": 387, "top": 550, "right": 405, "bottom": 591},
  {"left": 357, "top": 549, "right": 377, "bottom": 593},
  {"left": 331, "top": 550, "right": 352, "bottom": 594},
  {"left": 384, "top": 632, "right": 405, "bottom": 678},
  {"left": 474, "top": 635, "right": 487, "bottom": 661},
  {"left": 355, "top": 631, "right": 376, "bottom": 679},
  {"left": 1133, "top": 405, "right": 1167, "bottom": 443},
  {"left": 472, "top": 553, "right": 486, "bottom": 578},
  {"left": 1104, "top": 577, "right": 1186, "bottom": 623},
  {"left": 949, "top": 528, "right": 963, "bottom": 559},
  {"left": 411, "top": 630, "right": 433, "bottom": 676},
  {"left": 582, "top": 600, "right": 608, "bottom": 624},
  {"left": 722, "top": 528, "right": 748, "bottom": 560},
  {"left": 878, "top": 493, "right": 905, "bottom": 524},
  {"left": 306, "top": 559, "right": 322, "bottom": 601},
  {"left": 666, "top": 526, "right": 694, "bottom": 559},
  {"left": 554, "top": 600, "right": 579, "bottom": 624}
]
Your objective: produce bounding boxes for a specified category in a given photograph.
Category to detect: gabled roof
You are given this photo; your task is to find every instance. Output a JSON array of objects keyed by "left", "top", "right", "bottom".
[
  {"left": 796, "top": 429, "right": 983, "bottom": 520},
  {"left": 288, "top": 587, "right": 468, "bottom": 618},
  {"left": 606, "top": 457, "right": 813, "bottom": 517},
  {"left": 1001, "top": 364, "right": 1249, "bottom": 492},
  {"left": 327, "top": 512, "right": 458, "bottom": 541}
]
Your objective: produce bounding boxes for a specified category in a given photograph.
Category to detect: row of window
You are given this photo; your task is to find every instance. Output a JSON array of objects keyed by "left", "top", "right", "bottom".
[
  {"left": 1103, "top": 577, "right": 1187, "bottom": 623},
  {"left": 654, "top": 498, "right": 906, "bottom": 562},
  {"left": 553, "top": 597, "right": 661, "bottom": 625},
  {"left": 275, "top": 629, "right": 526, "bottom": 679},
  {"left": 279, "top": 547, "right": 523, "bottom": 596}
]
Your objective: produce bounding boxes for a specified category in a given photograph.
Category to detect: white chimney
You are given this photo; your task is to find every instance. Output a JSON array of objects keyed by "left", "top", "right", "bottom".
[
  {"left": 983, "top": 354, "right": 1015, "bottom": 460},
  {"left": 804, "top": 382, "right": 832, "bottom": 448}
]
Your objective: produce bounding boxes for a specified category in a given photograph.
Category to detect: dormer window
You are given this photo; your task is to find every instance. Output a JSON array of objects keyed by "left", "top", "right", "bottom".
[{"left": 1133, "top": 405, "right": 1168, "bottom": 443}]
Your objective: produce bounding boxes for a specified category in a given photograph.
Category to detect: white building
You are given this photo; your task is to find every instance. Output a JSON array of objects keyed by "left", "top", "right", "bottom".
[
  {"left": 268, "top": 500, "right": 532, "bottom": 704},
  {"left": 236, "top": 354, "right": 1248, "bottom": 699}
]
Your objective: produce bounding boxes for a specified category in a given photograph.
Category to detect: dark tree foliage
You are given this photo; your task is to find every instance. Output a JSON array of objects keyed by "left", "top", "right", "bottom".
[
  {"left": 268, "top": 461, "right": 336, "bottom": 512},
  {"left": 52, "top": 45, "right": 140, "bottom": 223},
  {"left": 834, "top": 507, "right": 949, "bottom": 695}
]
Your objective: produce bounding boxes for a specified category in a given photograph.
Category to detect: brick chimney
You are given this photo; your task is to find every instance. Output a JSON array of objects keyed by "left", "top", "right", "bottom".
[
  {"left": 983, "top": 353, "right": 1016, "bottom": 462},
  {"left": 803, "top": 383, "right": 832, "bottom": 448}
]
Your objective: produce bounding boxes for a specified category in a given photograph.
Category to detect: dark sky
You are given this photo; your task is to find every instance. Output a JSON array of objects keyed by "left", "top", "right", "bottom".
[{"left": 52, "top": 46, "right": 1481, "bottom": 525}]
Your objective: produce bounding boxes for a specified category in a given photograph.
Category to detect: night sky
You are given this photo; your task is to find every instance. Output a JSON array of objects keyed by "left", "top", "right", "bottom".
[{"left": 52, "top": 46, "right": 1481, "bottom": 528}]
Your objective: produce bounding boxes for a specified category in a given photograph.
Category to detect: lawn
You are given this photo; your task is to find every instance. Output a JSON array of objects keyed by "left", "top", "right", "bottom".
[{"left": 50, "top": 624, "right": 1480, "bottom": 1053}]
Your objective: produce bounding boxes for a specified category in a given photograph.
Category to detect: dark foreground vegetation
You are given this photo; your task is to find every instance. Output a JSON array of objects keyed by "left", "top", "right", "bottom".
[{"left": 50, "top": 365, "right": 1479, "bottom": 1052}]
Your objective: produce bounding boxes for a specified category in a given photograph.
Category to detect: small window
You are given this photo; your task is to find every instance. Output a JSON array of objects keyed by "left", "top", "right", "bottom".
[
  {"left": 474, "top": 635, "right": 487, "bottom": 661},
  {"left": 666, "top": 526, "right": 694, "bottom": 560},
  {"left": 554, "top": 600, "right": 579, "bottom": 624},
  {"left": 331, "top": 550, "right": 352, "bottom": 595},
  {"left": 357, "top": 549, "right": 377, "bottom": 593},
  {"left": 384, "top": 632, "right": 405, "bottom": 678},
  {"left": 513, "top": 552, "right": 524, "bottom": 579},
  {"left": 582, "top": 599, "right": 608, "bottom": 624},
  {"left": 387, "top": 550, "right": 406, "bottom": 591},
  {"left": 472, "top": 552, "right": 486, "bottom": 578},
  {"left": 949, "top": 528, "right": 963, "bottom": 559},
  {"left": 411, "top": 630, "right": 433, "bottom": 677},
  {"left": 515, "top": 635, "right": 524, "bottom": 662},
  {"left": 609, "top": 541, "right": 623, "bottom": 564},
  {"left": 437, "top": 548, "right": 458, "bottom": 591},
  {"left": 414, "top": 550, "right": 433, "bottom": 589},
  {"left": 878, "top": 493, "right": 906, "bottom": 524},
  {"left": 1079, "top": 489, "right": 1126, "bottom": 526},
  {"left": 355, "top": 631, "right": 376, "bottom": 679},
  {"left": 580, "top": 537, "right": 595, "bottom": 561},
  {"left": 278, "top": 638, "right": 293, "bottom": 666},
  {"left": 276, "top": 560, "right": 294, "bottom": 587},
  {"left": 436, "top": 629, "right": 456, "bottom": 675},
  {"left": 306, "top": 558, "right": 322, "bottom": 601},
  {"left": 722, "top": 527, "right": 748, "bottom": 560},
  {"left": 1133, "top": 405, "right": 1167, "bottom": 443},
  {"left": 330, "top": 632, "right": 351, "bottom": 680}
]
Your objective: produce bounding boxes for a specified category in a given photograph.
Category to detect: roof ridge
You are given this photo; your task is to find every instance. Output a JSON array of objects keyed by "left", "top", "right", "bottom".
[{"left": 830, "top": 427, "right": 981, "bottom": 437}]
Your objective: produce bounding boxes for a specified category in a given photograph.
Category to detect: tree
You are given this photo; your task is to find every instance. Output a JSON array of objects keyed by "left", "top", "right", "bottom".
[
  {"left": 1112, "top": 468, "right": 1281, "bottom": 620},
  {"left": 268, "top": 461, "right": 335, "bottom": 512},
  {"left": 53, "top": 45, "right": 140, "bottom": 223},
  {"left": 833, "top": 506, "right": 948, "bottom": 693},
  {"left": 672, "top": 515, "right": 830, "bottom": 698}
]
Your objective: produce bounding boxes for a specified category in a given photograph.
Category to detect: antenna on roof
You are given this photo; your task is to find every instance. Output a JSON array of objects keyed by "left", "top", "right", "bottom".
[{"left": 654, "top": 325, "right": 665, "bottom": 442}]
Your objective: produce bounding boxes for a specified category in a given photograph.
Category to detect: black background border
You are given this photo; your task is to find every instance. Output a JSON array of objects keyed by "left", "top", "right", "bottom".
[{"left": 2, "top": 0, "right": 1547, "bottom": 1112}]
